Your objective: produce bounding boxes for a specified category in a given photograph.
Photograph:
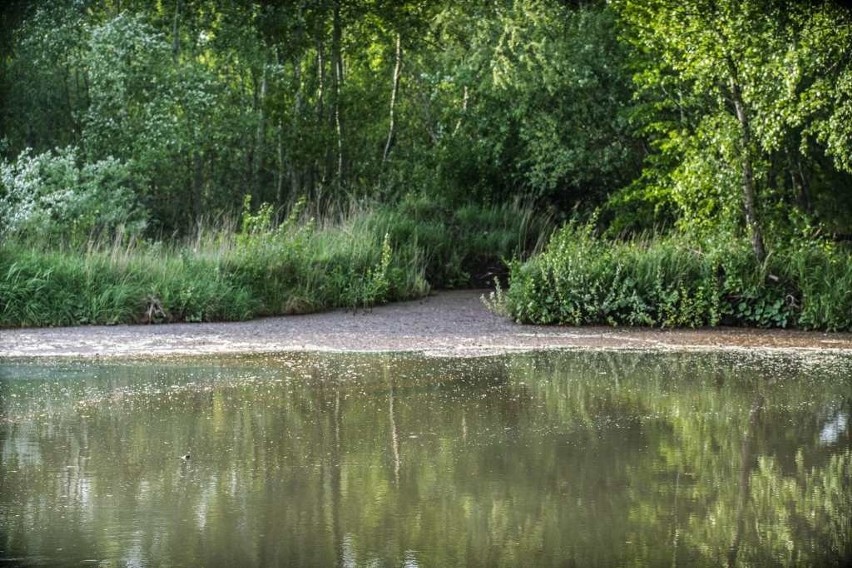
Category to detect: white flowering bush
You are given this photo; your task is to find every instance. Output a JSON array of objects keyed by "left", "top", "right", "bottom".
[{"left": 0, "top": 146, "right": 147, "bottom": 243}]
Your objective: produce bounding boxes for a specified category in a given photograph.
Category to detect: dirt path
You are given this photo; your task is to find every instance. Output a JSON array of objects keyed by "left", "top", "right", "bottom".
[{"left": 2, "top": 290, "right": 852, "bottom": 359}]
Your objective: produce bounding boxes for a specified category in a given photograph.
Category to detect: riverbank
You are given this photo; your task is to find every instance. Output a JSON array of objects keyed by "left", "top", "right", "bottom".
[{"left": 2, "top": 290, "right": 852, "bottom": 359}]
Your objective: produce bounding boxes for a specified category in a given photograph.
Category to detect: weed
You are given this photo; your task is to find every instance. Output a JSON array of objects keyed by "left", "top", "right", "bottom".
[
  {"left": 494, "top": 221, "right": 852, "bottom": 331},
  {"left": 0, "top": 197, "right": 546, "bottom": 327}
]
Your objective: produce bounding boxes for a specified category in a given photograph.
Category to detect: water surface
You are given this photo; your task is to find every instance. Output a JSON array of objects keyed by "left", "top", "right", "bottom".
[{"left": 1, "top": 351, "right": 851, "bottom": 566}]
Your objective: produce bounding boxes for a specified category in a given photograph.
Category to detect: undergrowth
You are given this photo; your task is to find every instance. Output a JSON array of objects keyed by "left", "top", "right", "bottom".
[
  {"left": 0, "top": 196, "right": 545, "bottom": 327},
  {"left": 486, "top": 220, "right": 852, "bottom": 331}
]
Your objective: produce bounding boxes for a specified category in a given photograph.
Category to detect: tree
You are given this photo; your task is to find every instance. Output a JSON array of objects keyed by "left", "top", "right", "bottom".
[
  {"left": 490, "top": 1, "right": 639, "bottom": 206},
  {"left": 615, "top": 0, "right": 852, "bottom": 255},
  {"left": 1, "top": 2, "right": 89, "bottom": 155}
]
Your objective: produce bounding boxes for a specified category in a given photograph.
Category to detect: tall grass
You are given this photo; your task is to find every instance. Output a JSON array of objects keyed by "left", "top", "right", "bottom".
[
  {"left": 360, "top": 195, "right": 551, "bottom": 288},
  {"left": 0, "top": 240, "right": 256, "bottom": 327},
  {"left": 490, "top": 221, "right": 852, "bottom": 331},
  {"left": 0, "top": 197, "right": 547, "bottom": 327}
]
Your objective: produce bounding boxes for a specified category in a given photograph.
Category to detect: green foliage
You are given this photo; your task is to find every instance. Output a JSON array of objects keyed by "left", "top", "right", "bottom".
[
  {"left": 81, "top": 10, "right": 243, "bottom": 230},
  {"left": 611, "top": 0, "right": 852, "bottom": 242},
  {"left": 0, "top": 198, "right": 549, "bottom": 327},
  {"left": 786, "top": 239, "right": 852, "bottom": 332},
  {"left": 2, "top": 0, "right": 851, "bottom": 331},
  {"left": 499, "top": 221, "right": 716, "bottom": 327},
  {"left": 497, "top": 221, "right": 852, "bottom": 331},
  {"left": 0, "top": 146, "right": 147, "bottom": 243},
  {"left": 4, "top": 0, "right": 851, "bottom": 240},
  {"left": 490, "top": 2, "right": 639, "bottom": 202},
  {"left": 1, "top": 2, "right": 88, "bottom": 154}
]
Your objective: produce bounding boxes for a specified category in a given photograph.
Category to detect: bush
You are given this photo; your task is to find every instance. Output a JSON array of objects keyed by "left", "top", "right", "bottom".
[
  {"left": 223, "top": 199, "right": 428, "bottom": 315},
  {"left": 495, "top": 222, "right": 718, "bottom": 327},
  {"left": 493, "top": 221, "right": 852, "bottom": 331},
  {"left": 0, "top": 146, "right": 147, "bottom": 244}
]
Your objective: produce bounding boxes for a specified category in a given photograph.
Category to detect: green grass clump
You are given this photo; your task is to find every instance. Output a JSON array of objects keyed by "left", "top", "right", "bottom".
[
  {"left": 222, "top": 198, "right": 430, "bottom": 316},
  {"left": 0, "top": 196, "right": 548, "bottom": 328},
  {"left": 0, "top": 241, "right": 257, "bottom": 327},
  {"left": 491, "top": 220, "right": 852, "bottom": 331}
]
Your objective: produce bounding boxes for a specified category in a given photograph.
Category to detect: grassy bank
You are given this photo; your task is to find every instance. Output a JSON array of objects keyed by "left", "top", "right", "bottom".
[
  {"left": 7, "top": 196, "right": 849, "bottom": 333},
  {"left": 488, "top": 221, "right": 852, "bottom": 331},
  {"left": 0, "top": 198, "right": 546, "bottom": 327}
]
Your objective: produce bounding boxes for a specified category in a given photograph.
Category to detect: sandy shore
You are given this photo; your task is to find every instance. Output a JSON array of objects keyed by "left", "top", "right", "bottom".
[{"left": 2, "top": 290, "right": 852, "bottom": 359}]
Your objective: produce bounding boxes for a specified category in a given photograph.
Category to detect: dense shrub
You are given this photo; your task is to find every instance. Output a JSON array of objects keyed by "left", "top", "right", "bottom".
[
  {"left": 491, "top": 222, "right": 852, "bottom": 331},
  {"left": 0, "top": 146, "right": 147, "bottom": 243}
]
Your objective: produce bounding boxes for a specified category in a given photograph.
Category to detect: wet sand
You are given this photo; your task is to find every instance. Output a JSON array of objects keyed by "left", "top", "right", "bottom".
[{"left": 2, "top": 290, "right": 851, "bottom": 359}]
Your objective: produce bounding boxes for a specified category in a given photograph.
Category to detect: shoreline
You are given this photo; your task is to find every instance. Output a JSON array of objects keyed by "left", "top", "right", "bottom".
[{"left": 2, "top": 290, "right": 852, "bottom": 360}]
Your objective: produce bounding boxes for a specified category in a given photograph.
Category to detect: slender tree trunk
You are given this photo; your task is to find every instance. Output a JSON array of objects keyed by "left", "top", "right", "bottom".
[
  {"left": 62, "top": 68, "right": 74, "bottom": 144},
  {"left": 316, "top": 41, "right": 325, "bottom": 121},
  {"left": 453, "top": 86, "right": 468, "bottom": 136},
  {"left": 316, "top": 39, "right": 328, "bottom": 188},
  {"left": 274, "top": 48, "right": 285, "bottom": 205},
  {"left": 382, "top": 33, "right": 403, "bottom": 166},
  {"left": 191, "top": 151, "right": 203, "bottom": 225},
  {"left": 72, "top": 67, "right": 84, "bottom": 142},
  {"left": 291, "top": 55, "right": 304, "bottom": 201},
  {"left": 727, "top": 59, "right": 766, "bottom": 263},
  {"left": 332, "top": 1, "right": 344, "bottom": 185},
  {"left": 790, "top": 152, "right": 811, "bottom": 214},
  {"left": 172, "top": 0, "right": 181, "bottom": 60},
  {"left": 254, "top": 65, "right": 267, "bottom": 201},
  {"left": 276, "top": 120, "right": 285, "bottom": 205}
]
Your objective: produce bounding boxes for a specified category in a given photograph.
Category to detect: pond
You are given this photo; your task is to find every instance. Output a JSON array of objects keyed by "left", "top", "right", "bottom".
[{"left": 1, "top": 351, "right": 850, "bottom": 567}]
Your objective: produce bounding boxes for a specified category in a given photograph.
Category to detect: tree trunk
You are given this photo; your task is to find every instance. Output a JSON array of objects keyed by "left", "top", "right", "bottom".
[
  {"left": 790, "top": 152, "right": 812, "bottom": 214},
  {"left": 316, "top": 38, "right": 329, "bottom": 187},
  {"left": 291, "top": 54, "right": 304, "bottom": 201},
  {"left": 191, "top": 151, "right": 203, "bottom": 225},
  {"left": 274, "top": 48, "right": 285, "bottom": 205},
  {"left": 332, "top": 1, "right": 344, "bottom": 185},
  {"left": 254, "top": 65, "right": 267, "bottom": 201},
  {"left": 453, "top": 86, "right": 469, "bottom": 136},
  {"left": 727, "top": 59, "right": 766, "bottom": 263},
  {"left": 276, "top": 121, "right": 285, "bottom": 206},
  {"left": 61, "top": 68, "right": 75, "bottom": 144},
  {"left": 316, "top": 40, "right": 325, "bottom": 121},
  {"left": 172, "top": 0, "right": 181, "bottom": 60},
  {"left": 382, "top": 33, "right": 403, "bottom": 166}
]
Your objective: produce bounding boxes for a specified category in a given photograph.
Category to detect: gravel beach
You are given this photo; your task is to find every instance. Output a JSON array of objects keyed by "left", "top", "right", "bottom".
[{"left": 2, "top": 290, "right": 851, "bottom": 359}]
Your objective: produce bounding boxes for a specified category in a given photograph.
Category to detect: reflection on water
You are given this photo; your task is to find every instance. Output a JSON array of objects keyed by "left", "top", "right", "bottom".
[{"left": 1, "top": 351, "right": 851, "bottom": 566}]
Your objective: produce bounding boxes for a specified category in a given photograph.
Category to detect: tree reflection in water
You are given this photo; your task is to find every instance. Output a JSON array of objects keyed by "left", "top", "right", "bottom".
[{"left": 0, "top": 352, "right": 850, "bottom": 566}]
